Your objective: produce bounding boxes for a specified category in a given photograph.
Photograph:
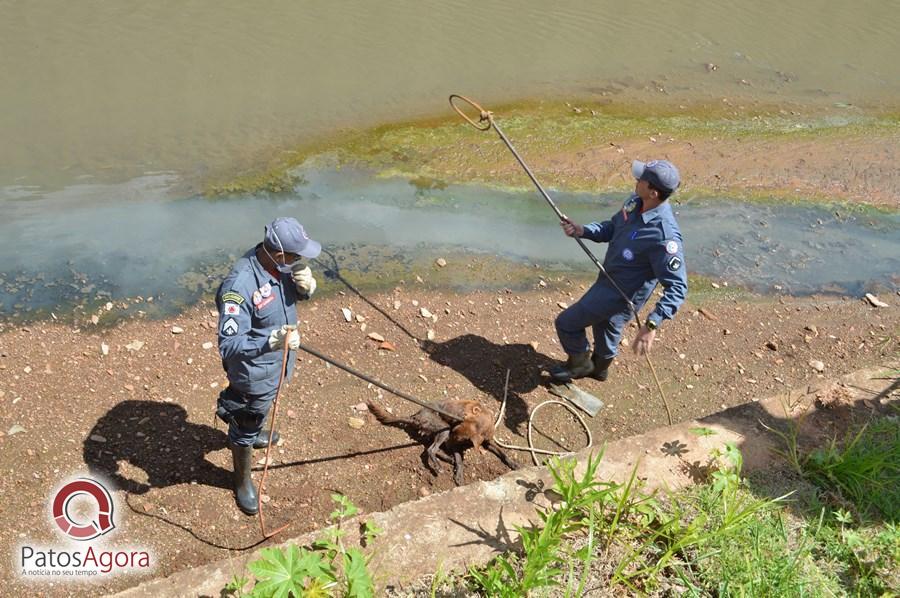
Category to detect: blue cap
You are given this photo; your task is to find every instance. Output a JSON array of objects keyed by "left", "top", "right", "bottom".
[
  {"left": 632, "top": 159, "right": 680, "bottom": 193},
  {"left": 263, "top": 217, "right": 321, "bottom": 259}
]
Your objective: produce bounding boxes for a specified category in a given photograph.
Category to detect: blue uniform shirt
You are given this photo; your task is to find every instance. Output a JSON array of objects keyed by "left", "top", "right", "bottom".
[
  {"left": 581, "top": 193, "right": 688, "bottom": 327},
  {"left": 215, "top": 246, "right": 300, "bottom": 395}
]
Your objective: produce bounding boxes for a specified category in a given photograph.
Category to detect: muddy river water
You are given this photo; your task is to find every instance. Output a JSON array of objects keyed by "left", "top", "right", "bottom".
[
  {"left": 1, "top": 1, "right": 898, "bottom": 318},
  {"left": 2, "top": 1, "right": 898, "bottom": 187}
]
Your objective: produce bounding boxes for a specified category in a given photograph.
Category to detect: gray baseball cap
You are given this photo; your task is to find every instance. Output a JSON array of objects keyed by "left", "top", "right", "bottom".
[
  {"left": 263, "top": 217, "right": 321, "bottom": 259},
  {"left": 632, "top": 159, "right": 680, "bottom": 193}
]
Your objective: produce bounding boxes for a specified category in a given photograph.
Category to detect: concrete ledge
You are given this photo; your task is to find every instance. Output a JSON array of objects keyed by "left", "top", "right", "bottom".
[{"left": 111, "top": 367, "right": 897, "bottom": 596}]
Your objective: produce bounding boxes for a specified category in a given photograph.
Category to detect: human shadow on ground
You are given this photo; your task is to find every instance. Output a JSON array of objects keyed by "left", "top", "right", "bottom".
[
  {"left": 83, "top": 400, "right": 231, "bottom": 494},
  {"left": 315, "top": 249, "right": 573, "bottom": 436},
  {"left": 421, "top": 334, "right": 556, "bottom": 435},
  {"left": 315, "top": 249, "right": 562, "bottom": 436}
]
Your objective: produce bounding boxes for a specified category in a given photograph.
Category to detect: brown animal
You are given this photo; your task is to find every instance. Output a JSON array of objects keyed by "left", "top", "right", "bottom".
[{"left": 366, "top": 399, "right": 517, "bottom": 485}]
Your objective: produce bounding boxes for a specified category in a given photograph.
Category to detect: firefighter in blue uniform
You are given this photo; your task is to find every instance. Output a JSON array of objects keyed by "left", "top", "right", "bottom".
[
  {"left": 551, "top": 159, "right": 688, "bottom": 382},
  {"left": 215, "top": 217, "right": 320, "bottom": 515}
]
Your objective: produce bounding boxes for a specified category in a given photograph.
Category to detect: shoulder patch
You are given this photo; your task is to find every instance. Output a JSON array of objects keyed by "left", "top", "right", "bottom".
[
  {"left": 223, "top": 303, "right": 240, "bottom": 316},
  {"left": 667, "top": 256, "right": 683, "bottom": 272},
  {"left": 221, "top": 291, "right": 244, "bottom": 305},
  {"left": 665, "top": 240, "right": 679, "bottom": 255}
]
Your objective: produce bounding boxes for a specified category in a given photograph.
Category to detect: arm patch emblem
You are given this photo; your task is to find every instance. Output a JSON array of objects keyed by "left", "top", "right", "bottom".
[
  {"left": 667, "top": 256, "right": 682, "bottom": 271},
  {"left": 222, "top": 317, "right": 239, "bottom": 336},
  {"left": 221, "top": 291, "right": 244, "bottom": 305}
]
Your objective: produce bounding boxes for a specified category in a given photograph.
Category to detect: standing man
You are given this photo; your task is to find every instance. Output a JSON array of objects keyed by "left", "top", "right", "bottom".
[
  {"left": 551, "top": 160, "right": 688, "bottom": 382},
  {"left": 215, "top": 217, "right": 321, "bottom": 515}
]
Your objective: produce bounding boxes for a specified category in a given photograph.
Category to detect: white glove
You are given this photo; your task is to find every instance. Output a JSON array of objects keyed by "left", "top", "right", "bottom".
[
  {"left": 291, "top": 265, "right": 317, "bottom": 297},
  {"left": 268, "top": 325, "right": 300, "bottom": 351}
]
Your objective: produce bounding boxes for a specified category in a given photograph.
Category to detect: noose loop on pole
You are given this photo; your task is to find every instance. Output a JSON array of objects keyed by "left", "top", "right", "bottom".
[{"left": 449, "top": 94, "right": 493, "bottom": 131}]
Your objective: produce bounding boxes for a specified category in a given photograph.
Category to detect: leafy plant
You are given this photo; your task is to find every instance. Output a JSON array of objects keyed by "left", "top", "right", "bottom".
[
  {"left": 223, "top": 572, "right": 251, "bottom": 597},
  {"left": 455, "top": 434, "right": 896, "bottom": 596},
  {"left": 237, "top": 494, "right": 379, "bottom": 597},
  {"left": 310, "top": 493, "right": 377, "bottom": 598},
  {"left": 248, "top": 546, "right": 337, "bottom": 597},
  {"left": 812, "top": 509, "right": 900, "bottom": 595},
  {"left": 612, "top": 442, "right": 794, "bottom": 593},
  {"left": 767, "top": 413, "right": 900, "bottom": 519}
]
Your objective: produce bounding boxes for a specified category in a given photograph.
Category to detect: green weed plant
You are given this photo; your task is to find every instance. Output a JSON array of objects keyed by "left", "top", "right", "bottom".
[
  {"left": 467, "top": 451, "right": 616, "bottom": 597},
  {"left": 226, "top": 494, "right": 380, "bottom": 598}
]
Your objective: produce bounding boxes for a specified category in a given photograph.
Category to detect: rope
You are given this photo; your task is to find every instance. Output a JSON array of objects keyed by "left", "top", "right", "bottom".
[
  {"left": 257, "top": 337, "right": 292, "bottom": 539},
  {"left": 492, "top": 369, "right": 593, "bottom": 467},
  {"left": 450, "top": 94, "right": 674, "bottom": 426}
]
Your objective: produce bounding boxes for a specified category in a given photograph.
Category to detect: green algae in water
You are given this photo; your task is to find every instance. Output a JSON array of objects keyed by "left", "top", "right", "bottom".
[{"left": 202, "top": 99, "right": 900, "bottom": 200}]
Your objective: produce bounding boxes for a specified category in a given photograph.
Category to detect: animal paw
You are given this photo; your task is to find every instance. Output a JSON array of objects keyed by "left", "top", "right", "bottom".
[{"left": 426, "top": 456, "right": 443, "bottom": 474}]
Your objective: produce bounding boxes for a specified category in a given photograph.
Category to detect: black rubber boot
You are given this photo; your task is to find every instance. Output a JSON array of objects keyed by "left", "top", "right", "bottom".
[
  {"left": 549, "top": 352, "right": 594, "bottom": 383},
  {"left": 253, "top": 430, "right": 280, "bottom": 449},
  {"left": 591, "top": 354, "right": 615, "bottom": 381},
  {"left": 230, "top": 443, "right": 259, "bottom": 515}
]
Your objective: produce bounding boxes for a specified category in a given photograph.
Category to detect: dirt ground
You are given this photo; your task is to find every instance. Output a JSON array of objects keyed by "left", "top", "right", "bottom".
[
  {"left": 538, "top": 134, "right": 900, "bottom": 209},
  {"left": 0, "top": 269, "right": 897, "bottom": 594}
]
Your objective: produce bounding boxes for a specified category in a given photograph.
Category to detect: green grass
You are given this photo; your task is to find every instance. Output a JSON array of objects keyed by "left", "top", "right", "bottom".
[
  {"left": 802, "top": 418, "right": 900, "bottom": 521},
  {"left": 461, "top": 422, "right": 899, "bottom": 597},
  {"left": 224, "top": 415, "right": 899, "bottom": 596}
]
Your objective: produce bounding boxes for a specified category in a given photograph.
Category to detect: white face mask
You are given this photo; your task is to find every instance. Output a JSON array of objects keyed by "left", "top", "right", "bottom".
[
  {"left": 264, "top": 225, "right": 303, "bottom": 274},
  {"left": 262, "top": 244, "right": 301, "bottom": 274}
]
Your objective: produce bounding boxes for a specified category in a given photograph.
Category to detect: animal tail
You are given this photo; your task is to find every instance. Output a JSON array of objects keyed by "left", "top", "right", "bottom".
[{"left": 366, "top": 400, "right": 411, "bottom": 427}]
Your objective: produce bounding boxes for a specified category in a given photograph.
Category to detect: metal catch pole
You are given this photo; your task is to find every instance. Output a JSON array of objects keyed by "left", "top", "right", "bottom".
[{"left": 449, "top": 94, "right": 673, "bottom": 425}]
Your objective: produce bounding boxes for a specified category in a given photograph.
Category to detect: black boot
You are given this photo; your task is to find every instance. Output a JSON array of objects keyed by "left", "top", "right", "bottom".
[
  {"left": 230, "top": 443, "right": 259, "bottom": 515},
  {"left": 591, "top": 354, "right": 614, "bottom": 381},
  {"left": 253, "top": 430, "right": 280, "bottom": 449},
  {"left": 549, "top": 352, "right": 594, "bottom": 383}
]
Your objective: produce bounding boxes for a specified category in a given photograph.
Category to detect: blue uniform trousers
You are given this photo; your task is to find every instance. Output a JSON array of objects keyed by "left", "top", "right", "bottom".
[
  {"left": 555, "top": 280, "right": 654, "bottom": 358},
  {"left": 216, "top": 385, "right": 278, "bottom": 447}
]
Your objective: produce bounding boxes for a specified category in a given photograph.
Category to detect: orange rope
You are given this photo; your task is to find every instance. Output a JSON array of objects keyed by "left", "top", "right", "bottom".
[{"left": 257, "top": 336, "right": 292, "bottom": 539}]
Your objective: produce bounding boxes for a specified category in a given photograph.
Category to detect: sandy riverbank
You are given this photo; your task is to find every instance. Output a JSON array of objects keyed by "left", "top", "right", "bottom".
[{"left": 206, "top": 98, "right": 900, "bottom": 211}]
